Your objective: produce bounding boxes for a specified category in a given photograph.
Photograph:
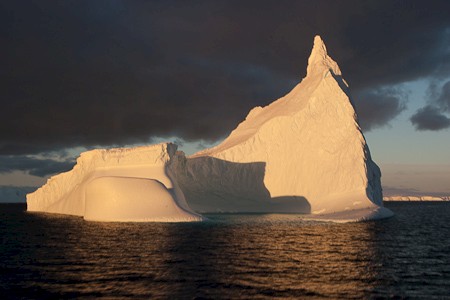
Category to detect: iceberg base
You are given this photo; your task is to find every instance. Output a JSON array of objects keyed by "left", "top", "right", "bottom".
[{"left": 304, "top": 206, "right": 394, "bottom": 223}]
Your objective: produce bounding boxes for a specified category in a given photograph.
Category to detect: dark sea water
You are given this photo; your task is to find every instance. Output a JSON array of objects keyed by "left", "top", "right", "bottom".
[{"left": 1, "top": 202, "right": 450, "bottom": 299}]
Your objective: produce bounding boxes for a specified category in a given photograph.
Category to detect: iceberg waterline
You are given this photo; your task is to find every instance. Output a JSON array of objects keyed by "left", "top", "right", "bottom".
[{"left": 27, "top": 35, "right": 393, "bottom": 222}]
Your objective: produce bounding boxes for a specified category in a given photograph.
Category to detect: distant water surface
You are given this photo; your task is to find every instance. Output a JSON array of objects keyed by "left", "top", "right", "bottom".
[{"left": 1, "top": 202, "right": 450, "bottom": 299}]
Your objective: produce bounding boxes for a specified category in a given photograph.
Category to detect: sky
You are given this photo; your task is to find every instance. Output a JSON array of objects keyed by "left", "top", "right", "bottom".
[{"left": 1, "top": 0, "right": 450, "bottom": 196}]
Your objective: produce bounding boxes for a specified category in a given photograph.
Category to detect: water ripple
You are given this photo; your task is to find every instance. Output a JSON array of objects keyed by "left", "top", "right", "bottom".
[{"left": 1, "top": 202, "right": 450, "bottom": 299}]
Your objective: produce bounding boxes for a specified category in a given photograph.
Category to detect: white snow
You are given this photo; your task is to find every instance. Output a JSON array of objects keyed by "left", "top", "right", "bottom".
[
  {"left": 172, "top": 35, "right": 392, "bottom": 221},
  {"left": 27, "top": 143, "right": 203, "bottom": 222}
]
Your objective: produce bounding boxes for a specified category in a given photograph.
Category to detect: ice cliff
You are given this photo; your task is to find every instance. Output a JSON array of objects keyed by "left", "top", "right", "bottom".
[
  {"left": 172, "top": 36, "right": 393, "bottom": 221},
  {"left": 27, "top": 143, "right": 203, "bottom": 222}
]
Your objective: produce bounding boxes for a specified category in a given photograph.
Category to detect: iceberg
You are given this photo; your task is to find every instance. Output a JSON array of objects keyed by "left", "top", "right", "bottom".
[
  {"left": 383, "top": 196, "right": 450, "bottom": 201},
  {"left": 27, "top": 143, "right": 203, "bottom": 222},
  {"left": 172, "top": 36, "right": 393, "bottom": 221},
  {"left": 27, "top": 35, "right": 393, "bottom": 222}
]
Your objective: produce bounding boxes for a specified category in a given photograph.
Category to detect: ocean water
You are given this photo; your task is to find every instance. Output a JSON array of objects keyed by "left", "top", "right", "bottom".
[{"left": 1, "top": 202, "right": 449, "bottom": 299}]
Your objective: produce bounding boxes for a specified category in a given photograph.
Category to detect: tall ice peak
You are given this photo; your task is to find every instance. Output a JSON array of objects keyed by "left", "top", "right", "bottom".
[{"left": 307, "top": 35, "right": 342, "bottom": 77}]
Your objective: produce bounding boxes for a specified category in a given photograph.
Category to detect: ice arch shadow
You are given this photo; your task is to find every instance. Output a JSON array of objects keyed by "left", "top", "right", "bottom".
[{"left": 171, "top": 155, "right": 311, "bottom": 214}]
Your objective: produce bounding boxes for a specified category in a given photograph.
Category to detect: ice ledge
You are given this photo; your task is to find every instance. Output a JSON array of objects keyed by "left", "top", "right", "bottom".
[
  {"left": 84, "top": 176, "right": 204, "bottom": 222},
  {"left": 304, "top": 206, "right": 394, "bottom": 223}
]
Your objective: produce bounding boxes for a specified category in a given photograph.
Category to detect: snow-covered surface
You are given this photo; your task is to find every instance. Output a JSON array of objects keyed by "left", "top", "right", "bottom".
[
  {"left": 384, "top": 196, "right": 450, "bottom": 201},
  {"left": 27, "top": 143, "right": 203, "bottom": 222},
  {"left": 173, "top": 35, "right": 392, "bottom": 221}
]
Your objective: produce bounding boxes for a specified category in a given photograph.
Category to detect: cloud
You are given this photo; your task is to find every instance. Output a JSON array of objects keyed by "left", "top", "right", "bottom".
[
  {"left": 410, "top": 105, "right": 450, "bottom": 131},
  {"left": 1, "top": 0, "right": 450, "bottom": 156},
  {"left": 0, "top": 186, "right": 37, "bottom": 203},
  {"left": 437, "top": 80, "right": 450, "bottom": 110},
  {"left": 410, "top": 80, "right": 450, "bottom": 131},
  {"left": 353, "top": 87, "right": 407, "bottom": 131},
  {"left": 0, "top": 156, "right": 75, "bottom": 177}
]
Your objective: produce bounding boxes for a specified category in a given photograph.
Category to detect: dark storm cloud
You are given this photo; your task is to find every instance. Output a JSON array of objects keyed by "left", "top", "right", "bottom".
[
  {"left": 1, "top": 0, "right": 450, "bottom": 158},
  {"left": 410, "top": 105, "right": 450, "bottom": 131},
  {"left": 353, "top": 88, "right": 407, "bottom": 131},
  {"left": 0, "top": 155, "right": 75, "bottom": 177},
  {"left": 410, "top": 80, "right": 450, "bottom": 131}
]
